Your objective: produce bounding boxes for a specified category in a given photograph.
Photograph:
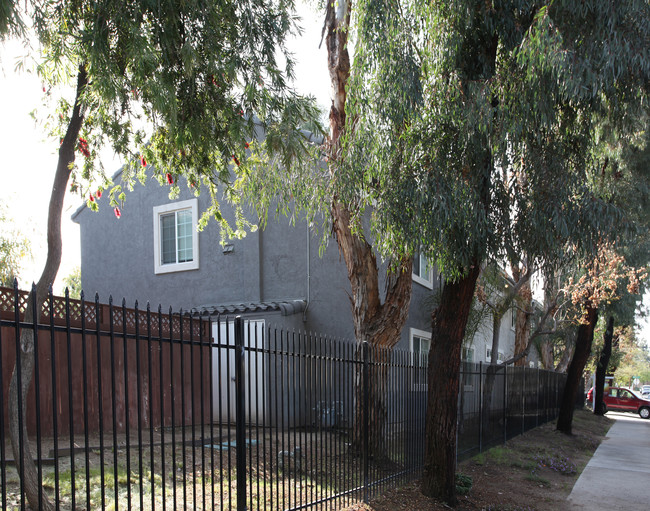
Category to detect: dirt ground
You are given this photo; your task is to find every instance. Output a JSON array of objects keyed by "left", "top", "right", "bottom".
[{"left": 342, "top": 409, "right": 612, "bottom": 511}]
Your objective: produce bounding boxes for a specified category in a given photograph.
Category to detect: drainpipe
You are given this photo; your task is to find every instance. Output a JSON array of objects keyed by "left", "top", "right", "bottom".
[
  {"left": 303, "top": 223, "right": 311, "bottom": 322},
  {"left": 258, "top": 224, "right": 264, "bottom": 302}
]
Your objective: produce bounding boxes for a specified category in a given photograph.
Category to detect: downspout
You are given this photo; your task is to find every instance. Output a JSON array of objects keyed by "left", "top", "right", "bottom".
[
  {"left": 258, "top": 223, "right": 264, "bottom": 302},
  {"left": 303, "top": 223, "right": 311, "bottom": 322}
]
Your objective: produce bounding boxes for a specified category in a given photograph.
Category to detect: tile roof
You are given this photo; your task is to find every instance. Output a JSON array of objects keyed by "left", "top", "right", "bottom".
[{"left": 191, "top": 299, "right": 307, "bottom": 317}]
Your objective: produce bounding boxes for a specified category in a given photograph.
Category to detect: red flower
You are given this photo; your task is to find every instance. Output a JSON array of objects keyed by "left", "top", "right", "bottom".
[
  {"left": 245, "top": 142, "right": 250, "bottom": 149},
  {"left": 239, "top": 109, "right": 244, "bottom": 116},
  {"left": 140, "top": 155, "right": 147, "bottom": 167},
  {"left": 166, "top": 173, "right": 174, "bottom": 185},
  {"left": 114, "top": 207, "right": 121, "bottom": 218},
  {"left": 96, "top": 189, "right": 102, "bottom": 199},
  {"left": 89, "top": 194, "right": 95, "bottom": 202},
  {"left": 232, "top": 155, "right": 240, "bottom": 166}
]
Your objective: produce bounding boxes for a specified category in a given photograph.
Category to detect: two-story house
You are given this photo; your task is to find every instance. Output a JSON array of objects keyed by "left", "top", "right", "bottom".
[{"left": 72, "top": 167, "right": 522, "bottom": 367}]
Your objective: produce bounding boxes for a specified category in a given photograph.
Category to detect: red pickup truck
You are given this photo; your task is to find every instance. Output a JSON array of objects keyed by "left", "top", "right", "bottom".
[{"left": 586, "top": 386, "right": 650, "bottom": 419}]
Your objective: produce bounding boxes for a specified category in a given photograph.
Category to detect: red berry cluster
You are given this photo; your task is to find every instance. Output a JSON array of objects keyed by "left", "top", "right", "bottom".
[{"left": 78, "top": 138, "right": 90, "bottom": 158}]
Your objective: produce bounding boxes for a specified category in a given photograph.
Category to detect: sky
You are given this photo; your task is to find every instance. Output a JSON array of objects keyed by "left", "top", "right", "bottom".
[
  {"left": 0, "top": 4, "right": 329, "bottom": 293},
  {"left": 0, "top": 5, "right": 648, "bottom": 344}
]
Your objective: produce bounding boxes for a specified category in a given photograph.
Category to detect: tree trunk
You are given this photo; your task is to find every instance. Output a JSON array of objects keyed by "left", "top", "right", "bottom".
[
  {"left": 557, "top": 305, "right": 598, "bottom": 434},
  {"left": 324, "top": 0, "right": 414, "bottom": 459},
  {"left": 7, "top": 65, "right": 87, "bottom": 511},
  {"left": 353, "top": 344, "right": 393, "bottom": 460},
  {"left": 594, "top": 316, "right": 614, "bottom": 416},
  {"left": 539, "top": 339, "right": 554, "bottom": 369},
  {"left": 555, "top": 341, "right": 574, "bottom": 373},
  {"left": 482, "top": 312, "right": 504, "bottom": 434},
  {"left": 422, "top": 263, "right": 481, "bottom": 504},
  {"left": 513, "top": 279, "right": 532, "bottom": 367}
]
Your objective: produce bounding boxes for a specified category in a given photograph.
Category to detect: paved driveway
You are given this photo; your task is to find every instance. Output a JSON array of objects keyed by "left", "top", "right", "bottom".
[{"left": 567, "top": 412, "right": 650, "bottom": 510}]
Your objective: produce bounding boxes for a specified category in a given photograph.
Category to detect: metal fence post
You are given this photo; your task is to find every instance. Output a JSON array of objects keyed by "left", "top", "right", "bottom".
[
  {"left": 503, "top": 364, "right": 508, "bottom": 445},
  {"left": 478, "top": 362, "right": 483, "bottom": 453},
  {"left": 536, "top": 367, "right": 540, "bottom": 427},
  {"left": 362, "top": 341, "right": 370, "bottom": 504},
  {"left": 235, "top": 316, "right": 247, "bottom": 511},
  {"left": 522, "top": 367, "right": 526, "bottom": 436}
]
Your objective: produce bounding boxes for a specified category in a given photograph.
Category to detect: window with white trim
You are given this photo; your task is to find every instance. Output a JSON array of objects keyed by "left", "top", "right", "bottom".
[
  {"left": 410, "top": 328, "right": 431, "bottom": 390},
  {"left": 486, "top": 348, "right": 504, "bottom": 363},
  {"left": 412, "top": 251, "right": 433, "bottom": 288},
  {"left": 153, "top": 199, "right": 199, "bottom": 274},
  {"left": 462, "top": 347, "right": 475, "bottom": 362}
]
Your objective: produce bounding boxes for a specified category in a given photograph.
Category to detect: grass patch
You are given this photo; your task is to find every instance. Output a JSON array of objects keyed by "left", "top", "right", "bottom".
[{"left": 524, "top": 472, "right": 550, "bottom": 487}]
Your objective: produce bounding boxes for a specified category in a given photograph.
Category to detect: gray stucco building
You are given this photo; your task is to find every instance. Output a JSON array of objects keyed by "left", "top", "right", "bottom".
[
  {"left": 71, "top": 169, "right": 438, "bottom": 352},
  {"left": 72, "top": 167, "right": 523, "bottom": 366}
]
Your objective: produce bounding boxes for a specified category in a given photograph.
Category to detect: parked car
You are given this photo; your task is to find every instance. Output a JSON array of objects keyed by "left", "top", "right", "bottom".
[
  {"left": 586, "top": 386, "right": 650, "bottom": 419},
  {"left": 641, "top": 385, "right": 650, "bottom": 398}
]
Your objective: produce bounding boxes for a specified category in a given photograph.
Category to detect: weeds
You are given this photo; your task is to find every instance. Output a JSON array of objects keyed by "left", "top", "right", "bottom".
[
  {"left": 455, "top": 473, "right": 472, "bottom": 496},
  {"left": 533, "top": 454, "right": 577, "bottom": 476}
]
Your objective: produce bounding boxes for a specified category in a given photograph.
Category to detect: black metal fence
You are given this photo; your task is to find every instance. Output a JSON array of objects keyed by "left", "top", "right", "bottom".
[{"left": 1, "top": 285, "right": 572, "bottom": 510}]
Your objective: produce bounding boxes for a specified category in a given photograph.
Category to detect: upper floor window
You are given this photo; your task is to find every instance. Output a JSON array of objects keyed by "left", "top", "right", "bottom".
[
  {"left": 412, "top": 251, "right": 433, "bottom": 289},
  {"left": 153, "top": 199, "right": 199, "bottom": 274}
]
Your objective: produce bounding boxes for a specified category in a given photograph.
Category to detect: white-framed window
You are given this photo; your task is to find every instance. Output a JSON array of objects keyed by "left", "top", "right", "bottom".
[
  {"left": 462, "top": 347, "right": 474, "bottom": 362},
  {"left": 153, "top": 198, "right": 199, "bottom": 274},
  {"left": 486, "top": 348, "right": 504, "bottom": 363},
  {"left": 410, "top": 328, "right": 431, "bottom": 390},
  {"left": 412, "top": 251, "right": 433, "bottom": 289}
]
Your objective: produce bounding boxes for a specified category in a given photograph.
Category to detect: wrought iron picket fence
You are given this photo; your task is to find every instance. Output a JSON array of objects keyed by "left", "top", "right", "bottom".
[{"left": 0, "top": 285, "right": 571, "bottom": 510}]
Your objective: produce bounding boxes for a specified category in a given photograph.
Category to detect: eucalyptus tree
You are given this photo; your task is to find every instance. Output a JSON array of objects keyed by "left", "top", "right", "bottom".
[
  {"left": 578, "top": 122, "right": 650, "bottom": 418},
  {"left": 240, "top": 0, "right": 414, "bottom": 460},
  {"left": 334, "top": 0, "right": 650, "bottom": 504},
  {"left": 1, "top": 1, "right": 318, "bottom": 509}
]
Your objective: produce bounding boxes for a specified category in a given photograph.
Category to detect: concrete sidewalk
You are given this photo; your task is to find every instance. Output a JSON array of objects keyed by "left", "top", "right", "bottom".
[{"left": 567, "top": 412, "right": 650, "bottom": 510}]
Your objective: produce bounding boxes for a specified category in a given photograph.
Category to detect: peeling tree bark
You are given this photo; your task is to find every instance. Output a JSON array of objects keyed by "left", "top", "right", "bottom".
[
  {"left": 7, "top": 65, "right": 87, "bottom": 511},
  {"left": 324, "top": 0, "right": 414, "bottom": 459},
  {"left": 513, "top": 277, "right": 532, "bottom": 367}
]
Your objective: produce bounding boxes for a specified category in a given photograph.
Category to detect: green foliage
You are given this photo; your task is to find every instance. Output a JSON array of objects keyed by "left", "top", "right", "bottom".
[
  {"left": 7, "top": 0, "right": 322, "bottom": 229},
  {"left": 0, "top": 201, "right": 31, "bottom": 287},
  {"left": 454, "top": 473, "right": 472, "bottom": 495},
  {"left": 612, "top": 328, "right": 650, "bottom": 386},
  {"left": 337, "top": 0, "right": 650, "bottom": 281},
  {"left": 62, "top": 266, "right": 81, "bottom": 299},
  {"left": 0, "top": 0, "right": 24, "bottom": 40}
]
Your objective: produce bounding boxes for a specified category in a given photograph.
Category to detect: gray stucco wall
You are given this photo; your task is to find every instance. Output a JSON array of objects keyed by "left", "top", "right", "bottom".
[{"left": 72, "top": 170, "right": 436, "bottom": 351}]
